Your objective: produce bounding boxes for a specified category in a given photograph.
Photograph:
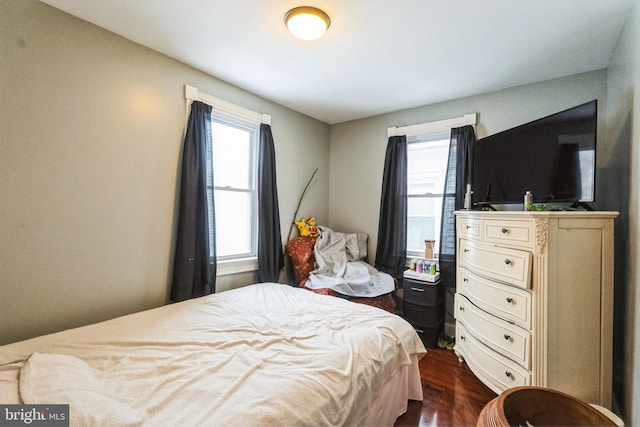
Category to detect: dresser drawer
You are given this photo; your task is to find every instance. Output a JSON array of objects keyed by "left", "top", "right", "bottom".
[
  {"left": 459, "top": 239, "right": 532, "bottom": 289},
  {"left": 455, "top": 294, "right": 531, "bottom": 369},
  {"left": 402, "top": 279, "right": 442, "bottom": 306},
  {"left": 458, "top": 217, "right": 482, "bottom": 240},
  {"left": 456, "top": 322, "right": 530, "bottom": 393},
  {"left": 458, "top": 267, "right": 532, "bottom": 329},
  {"left": 483, "top": 219, "right": 534, "bottom": 249}
]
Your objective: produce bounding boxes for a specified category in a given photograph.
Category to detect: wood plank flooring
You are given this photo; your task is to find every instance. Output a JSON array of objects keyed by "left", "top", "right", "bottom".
[{"left": 394, "top": 348, "right": 497, "bottom": 427}]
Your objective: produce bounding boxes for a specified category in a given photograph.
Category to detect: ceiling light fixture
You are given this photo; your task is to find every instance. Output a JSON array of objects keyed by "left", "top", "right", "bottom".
[{"left": 284, "top": 6, "right": 331, "bottom": 40}]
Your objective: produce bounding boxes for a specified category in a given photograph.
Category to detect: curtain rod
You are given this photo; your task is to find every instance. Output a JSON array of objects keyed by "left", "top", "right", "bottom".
[
  {"left": 387, "top": 113, "right": 476, "bottom": 138},
  {"left": 185, "top": 85, "right": 271, "bottom": 126}
]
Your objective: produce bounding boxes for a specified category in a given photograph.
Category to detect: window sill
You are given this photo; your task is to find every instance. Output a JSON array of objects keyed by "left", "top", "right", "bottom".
[
  {"left": 217, "top": 256, "right": 258, "bottom": 276},
  {"left": 406, "top": 251, "right": 439, "bottom": 260}
]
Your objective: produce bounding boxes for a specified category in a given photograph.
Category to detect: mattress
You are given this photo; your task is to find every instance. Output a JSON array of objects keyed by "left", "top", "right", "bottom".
[{"left": 0, "top": 283, "right": 425, "bottom": 426}]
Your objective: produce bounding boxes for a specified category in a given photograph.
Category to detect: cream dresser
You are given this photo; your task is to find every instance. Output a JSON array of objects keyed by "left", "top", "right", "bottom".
[{"left": 453, "top": 210, "right": 618, "bottom": 408}]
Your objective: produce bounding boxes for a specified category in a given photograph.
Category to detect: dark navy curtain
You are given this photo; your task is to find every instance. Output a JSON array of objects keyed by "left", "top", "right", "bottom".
[
  {"left": 439, "top": 125, "right": 476, "bottom": 289},
  {"left": 375, "top": 135, "right": 408, "bottom": 279},
  {"left": 257, "top": 124, "right": 284, "bottom": 282},
  {"left": 171, "top": 101, "right": 216, "bottom": 301}
]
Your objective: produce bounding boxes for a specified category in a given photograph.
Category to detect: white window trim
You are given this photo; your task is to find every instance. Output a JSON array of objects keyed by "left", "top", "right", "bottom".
[
  {"left": 387, "top": 113, "right": 476, "bottom": 137},
  {"left": 184, "top": 84, "right": 269, "bottom": 276},
  {"left": 185, "top": 84, "right": 271, "bottom": 125},
  {"left": 217, "top": 257, "right": 258, "bottom": 276}
]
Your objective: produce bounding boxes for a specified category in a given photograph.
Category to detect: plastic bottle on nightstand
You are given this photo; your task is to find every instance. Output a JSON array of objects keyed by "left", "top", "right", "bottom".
[{"left": 429, "top": 263, "right": 436, "bottom": 275}]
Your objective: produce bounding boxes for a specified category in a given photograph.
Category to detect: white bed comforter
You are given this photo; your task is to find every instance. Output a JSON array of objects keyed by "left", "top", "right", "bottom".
[{"left": 0, "top": 283, "right": 425, "bottom": 427}]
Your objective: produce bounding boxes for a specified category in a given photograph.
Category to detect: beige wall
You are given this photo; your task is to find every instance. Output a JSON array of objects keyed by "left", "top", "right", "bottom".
[
  {"left": 0, "top": 0, "right": 330, "bottom": 345},
  {"left": 606, "top": 0, "right": 640, "bottom": 424}
]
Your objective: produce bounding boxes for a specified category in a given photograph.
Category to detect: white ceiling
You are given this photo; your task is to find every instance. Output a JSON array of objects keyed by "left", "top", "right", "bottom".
[{"left": 41, "top": 0, "right": 632, "bottom": 124}]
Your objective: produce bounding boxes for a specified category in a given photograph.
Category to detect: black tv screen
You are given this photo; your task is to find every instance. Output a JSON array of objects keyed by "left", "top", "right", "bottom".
[{"left": 473, "top": 100, "right": 597, "bottom": 206}]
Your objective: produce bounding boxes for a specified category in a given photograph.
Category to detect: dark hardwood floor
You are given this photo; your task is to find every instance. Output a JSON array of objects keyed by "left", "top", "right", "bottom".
[{"left": 394, "top": 348, "right": 497, "bottom": 427}]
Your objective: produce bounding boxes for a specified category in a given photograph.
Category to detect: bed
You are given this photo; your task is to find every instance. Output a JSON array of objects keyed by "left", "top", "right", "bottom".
[{"left": 0, "top": 282, "right": 425, "bottom": 426}]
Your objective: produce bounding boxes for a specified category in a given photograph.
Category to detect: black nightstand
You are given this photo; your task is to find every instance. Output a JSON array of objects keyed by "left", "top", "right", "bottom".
[{"left": 402, "top": 278, "right": 444, "bottom": 348}]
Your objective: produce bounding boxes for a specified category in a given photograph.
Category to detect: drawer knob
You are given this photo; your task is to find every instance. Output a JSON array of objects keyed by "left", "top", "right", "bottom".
[
  {"left": 501, "top": 227, "right": 509, "bottom": 234},
  {"left": 505, "top": 371, "right": 512, "bottom": 378},
  {"left": 504, "top": 259, "right": 512, "bottom": 265},
  {"left": 459, "top": 306, "right": 465, "bottom": 312},
  {"left": 460, "top": 335, "right": 466, "bottom": 341},
  {"left": 504, "top": 334, "right": 511, "bottom": 341},
  {"left": 464, "top": 248, "right": 470, "bottom": 253},
  {"left": 466, "top": 225, "right": 472, "bottom": 229},
  {"left": 506, "top": 297, "right": 514, "bottom": 303},
  {"left": 463, "top": 278, "right": 468, "bottom": 282}
]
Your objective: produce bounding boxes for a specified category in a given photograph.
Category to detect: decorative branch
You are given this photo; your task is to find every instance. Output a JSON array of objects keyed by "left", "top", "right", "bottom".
[{"left": 287, "top": 168, "right": 318, "bottom": 241}]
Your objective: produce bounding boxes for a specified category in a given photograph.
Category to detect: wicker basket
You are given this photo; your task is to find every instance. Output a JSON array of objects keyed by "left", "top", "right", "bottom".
[{"left": 477, "top": 386, "right": 617, "bottom": 427}]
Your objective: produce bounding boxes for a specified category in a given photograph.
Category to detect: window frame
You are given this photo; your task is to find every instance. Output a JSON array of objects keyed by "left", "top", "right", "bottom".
[
  {"left": 406, "top": 132, "right": 451, "bottom": 259},
  {"left": 209, "top": 110, "right": 259, "bottom": 269}
]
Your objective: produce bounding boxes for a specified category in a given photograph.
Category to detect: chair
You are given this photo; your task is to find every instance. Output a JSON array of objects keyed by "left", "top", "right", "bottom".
[{"left": 285, "top": 236, "right": 397, "bottom": 313}]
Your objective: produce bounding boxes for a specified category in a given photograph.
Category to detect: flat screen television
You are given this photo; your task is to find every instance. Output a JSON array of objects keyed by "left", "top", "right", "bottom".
[{"left": 472, "top": 100, "right": 597, "bottom": 208}]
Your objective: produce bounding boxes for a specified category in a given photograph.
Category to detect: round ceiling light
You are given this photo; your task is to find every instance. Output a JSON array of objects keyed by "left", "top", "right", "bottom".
[{"left": 284, "top": 6, "right": 331, "bottom": 40}]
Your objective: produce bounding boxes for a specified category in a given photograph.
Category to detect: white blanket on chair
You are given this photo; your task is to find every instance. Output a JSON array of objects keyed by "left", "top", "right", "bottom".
[{"left": 306, "top": 226, "right": 395, "bottom": 297}]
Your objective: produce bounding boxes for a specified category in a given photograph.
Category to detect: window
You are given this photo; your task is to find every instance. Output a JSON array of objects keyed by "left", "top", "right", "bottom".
[
  {"left": 406, "top": 130, "right": 451, "bottom": 258},
  {"left": 185, "top": 84, "right": 271, "bottom": 275},
  {"left": 389, "top": 113, "right": 476, "bottom": 262},
  {"left": 206, "top": 110, "right": 259, "bottom": 263}
]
